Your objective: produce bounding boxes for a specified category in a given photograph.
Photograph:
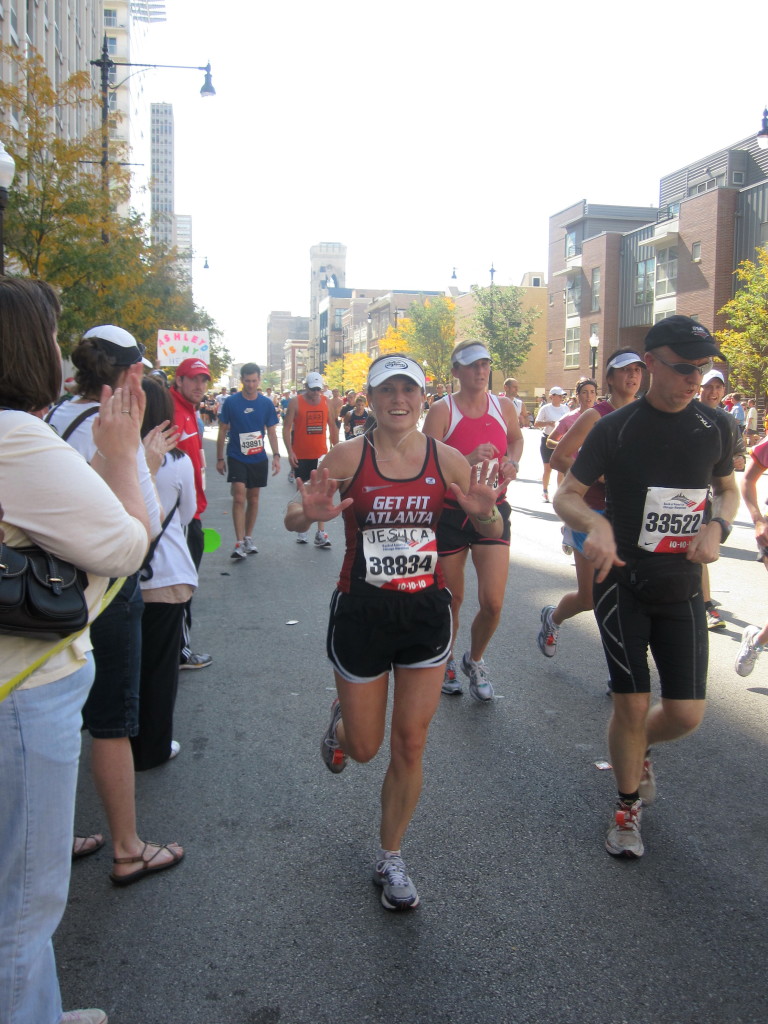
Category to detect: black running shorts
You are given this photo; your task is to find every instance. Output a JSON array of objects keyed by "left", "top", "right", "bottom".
[
  {"left": 593, "top": 573, "right": 708, "bottom": 699},
  {"left": 327, "top": 586, "right": 452, "bottom": 683},
  {"left": 540, "top": 434, "right": 555, "bottom": 465},
  {"left": 295, "top": 458, "right": 320, "bottom": 483},
  {"left": 227, "top": 458, "right": 269, "bottom": 489},
  {"left": 436, "top": 501, "right": 511, "bottom": 555}
]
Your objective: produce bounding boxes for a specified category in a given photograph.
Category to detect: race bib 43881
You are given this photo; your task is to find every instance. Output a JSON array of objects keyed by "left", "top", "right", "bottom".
[{"left": 637, "top": 487, "right": 708, "bottom": 553}]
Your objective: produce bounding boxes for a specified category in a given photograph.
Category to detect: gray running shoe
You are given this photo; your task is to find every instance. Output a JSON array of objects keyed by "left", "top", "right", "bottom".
[
  {"left": 320, "top": 698, "right": 347, "bottom": 774},
  {"left": 230, "top": 543, "right": 247, "bottom": 560},
  {"left": 638, "top": 758, "right": 656, "bottom": 805},
  {"left": 605, "top": 799, "right": 644, "bottom": 858},
  {"left": 296, "top": 531, "right": 309, "bottom": 544},
  {"left": 242, "top": 537, "right": 258, "bottom": 554},
  {"left": 373, "top": 855, "right": 420, "bottom": 910},
  {"left": 537, "top": 605, "right": 559, "bottom": 658},
  {"left": 735, "top": 625, "right": 763, "bottom": 677},
  {"left": 179, "top": 652, "right": 212, "bottom": 671},
  {"left": 314, "top": 529, "right": 332, "bottom": 548},
  {"left": 441, "top": 657, "right": 462, "bottom": 695},
  {"left": 460, "top": 652, "right": 494, "bottom": 701}
]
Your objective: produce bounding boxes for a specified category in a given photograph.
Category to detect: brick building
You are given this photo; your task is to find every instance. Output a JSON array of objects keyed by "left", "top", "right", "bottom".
[{"left": 547, "top": 135, "right": 768, "bottom": 394}]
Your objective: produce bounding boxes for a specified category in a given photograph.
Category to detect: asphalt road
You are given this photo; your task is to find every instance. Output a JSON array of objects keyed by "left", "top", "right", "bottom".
[{"left": 57, "top": 427, "right": 767, "bottom": 1024}]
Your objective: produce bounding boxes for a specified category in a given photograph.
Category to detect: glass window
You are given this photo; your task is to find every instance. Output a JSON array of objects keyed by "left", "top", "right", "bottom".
[
  {"left": 656, "top": 247, "right": 678, "bottom": 298},
  {"left": 564, "top": 327, "right": 580, "bottom": 370},
  {"left": 634, "top": 257, "right": 655, "bottom": 305},
  {"left": 104, "top": 8, "right": 117, "bottom": 26},
  {"left": 565, "top": 277, "right": 581, "bottom": 318},
  {"left": 565, "top": 230, "right": 577, "bottom": 259},
  {"left": 590, "top": 267, "right": 601, "bottom": 311},
  {"left": 692, "top": 241, "right": 702, "bottom": 261}
]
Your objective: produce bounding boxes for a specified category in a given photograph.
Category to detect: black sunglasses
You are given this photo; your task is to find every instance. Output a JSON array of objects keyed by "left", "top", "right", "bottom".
[{"left": 653, "top": 354, "right": 714, "bottom": 377}]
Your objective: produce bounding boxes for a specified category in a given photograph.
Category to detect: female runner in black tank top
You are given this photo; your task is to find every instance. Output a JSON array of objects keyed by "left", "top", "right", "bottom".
[{"left": 284, "top": 354, "right": 502, "bottom": 911}]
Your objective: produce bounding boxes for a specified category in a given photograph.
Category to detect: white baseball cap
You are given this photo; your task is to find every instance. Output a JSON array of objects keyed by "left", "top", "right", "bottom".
[
  {"left": 305, "top": 372, "right": 324, "bottom": 389},
  {"left": 368, "top": 355, "right": 425, "bottom": 389},
  {"left": 82, "top": 324, "right": 153, "bottom": 368},
  {"left": 549, "top": 386, "right": 566, "bottom": 396},
  {"left": 701, "top": 369, "right": 725, "bottom": 386}
]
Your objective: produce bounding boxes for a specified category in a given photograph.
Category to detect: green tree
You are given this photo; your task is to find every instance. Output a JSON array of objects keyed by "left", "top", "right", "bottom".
[
  {"left": 470, "top": 283, "right": 539, "bottom": 376},
  {"left": 717, "top": 249, "right": 768, "bottom": 399},
  {"left": 0, "top": 46, "right": 225, "bottom": 369},
  {"left": 399, "top": 296, "right": 456, "bottom": 387}
]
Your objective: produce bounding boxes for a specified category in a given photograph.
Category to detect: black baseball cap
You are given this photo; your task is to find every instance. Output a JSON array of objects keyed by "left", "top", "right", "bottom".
[{"left": 644, "top": 316, "right": 725, "bottom": 362}]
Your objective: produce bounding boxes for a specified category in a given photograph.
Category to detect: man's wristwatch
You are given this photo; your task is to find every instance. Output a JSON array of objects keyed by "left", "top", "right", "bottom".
[{"left": 710, "top": 516, "right": 732, "bottom": 542}]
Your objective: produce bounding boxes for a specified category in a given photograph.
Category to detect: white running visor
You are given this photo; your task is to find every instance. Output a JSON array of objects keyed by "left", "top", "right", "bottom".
[{"left": 368, "top": 356, "right": 426, "bottom": 389}]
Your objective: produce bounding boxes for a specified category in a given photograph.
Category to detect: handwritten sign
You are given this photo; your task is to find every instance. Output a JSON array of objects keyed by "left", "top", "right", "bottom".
[{"left": 157, "top": 330, "right": 210, "bottom": 366}]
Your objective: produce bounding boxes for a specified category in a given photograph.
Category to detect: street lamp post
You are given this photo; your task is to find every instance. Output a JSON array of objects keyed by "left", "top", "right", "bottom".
[
  {"left": 757, "top": 108, "right": 768, "bottom": 150},
  {"left": 0, "top": 141, "right": 16, "bottom": 276},
  {"left": 90, "top": 35, "right": 215, "bottom": 187},
  {"left": 589, "top": 331, "right": 600, "bottom": 381}
]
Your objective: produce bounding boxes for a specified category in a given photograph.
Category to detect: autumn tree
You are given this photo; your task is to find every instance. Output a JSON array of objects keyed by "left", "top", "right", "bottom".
[
  {"left": 378, "top": 323, "right": 411, "bottom": 356},
  {"left": 470, "top": 283, "right": 539, "bottom": 377},
  {"left": 0, "top": 46, "right": 226, "bottom": 370},
  {"left": 398, "top": 296, "right": 456, "bottom": 387},
  {"left": 324, "top": 352, "right": 371, "bottom": 393},
  {"left": 717, "top": 249, "right": 768, "bottom": 400}
]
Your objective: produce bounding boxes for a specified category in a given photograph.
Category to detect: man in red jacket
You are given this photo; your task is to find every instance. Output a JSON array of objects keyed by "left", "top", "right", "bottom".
[{"left": 170, "top": 357, "right": 212, "bottom": 670}]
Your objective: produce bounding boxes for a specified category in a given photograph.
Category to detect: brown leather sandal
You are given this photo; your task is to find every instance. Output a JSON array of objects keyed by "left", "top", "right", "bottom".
[
  {"left": 109, "top": 842, "right": 184, "bottom": 886},
  {"left": 72, "top": 834, "right": 105, "bottom": 860}
]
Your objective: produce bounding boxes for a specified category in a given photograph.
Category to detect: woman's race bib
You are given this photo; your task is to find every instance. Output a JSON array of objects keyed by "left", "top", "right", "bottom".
[
  {"left": 239, "top": 431, "right": 264, "bottom": 456},
  {"left": 363, "top": 527, "right": 437, "bottom": 592},
  {"left": 637, "top": 487, "right": 708, "bottom": 553}
]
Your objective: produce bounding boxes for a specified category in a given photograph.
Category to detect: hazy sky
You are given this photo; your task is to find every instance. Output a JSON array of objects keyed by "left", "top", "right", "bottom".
[{"left": 137, "top": 0, "right": 768, "bottom": 363}]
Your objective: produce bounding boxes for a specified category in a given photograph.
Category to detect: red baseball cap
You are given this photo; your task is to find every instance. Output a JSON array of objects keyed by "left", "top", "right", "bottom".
[{"left": 176, "top": 357, "right": 211, "bottom": 379}]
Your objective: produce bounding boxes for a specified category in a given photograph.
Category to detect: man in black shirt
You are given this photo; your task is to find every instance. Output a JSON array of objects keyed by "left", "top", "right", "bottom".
[{"left": 554, "top": 317, "right": 740, "bottom": 860}]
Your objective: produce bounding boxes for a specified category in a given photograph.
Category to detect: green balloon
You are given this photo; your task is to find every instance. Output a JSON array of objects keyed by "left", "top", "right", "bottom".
[{"left": 202, "top": 528, "right": 221, "bottom": 553}]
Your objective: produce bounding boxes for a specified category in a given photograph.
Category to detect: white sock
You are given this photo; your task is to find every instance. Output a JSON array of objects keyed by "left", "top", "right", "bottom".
[{"left": 379, "top": 848, "right": 401, "bottom": 862}]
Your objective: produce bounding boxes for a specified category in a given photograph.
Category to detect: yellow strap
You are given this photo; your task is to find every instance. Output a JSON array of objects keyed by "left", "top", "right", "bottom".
[{"left": 0, "top": 576, "right": 126, "bottom": 704}]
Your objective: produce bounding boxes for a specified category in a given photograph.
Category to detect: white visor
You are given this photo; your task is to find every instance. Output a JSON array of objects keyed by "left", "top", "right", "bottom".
[
  {"left": 368, "top": 356, "right": 425, "bottom": 389},
  {"left": 606, "top": 352, "right": 644, "bottom": 371},
  {"left": 453, "top": 343, "right": 491, "bottom": 366}
]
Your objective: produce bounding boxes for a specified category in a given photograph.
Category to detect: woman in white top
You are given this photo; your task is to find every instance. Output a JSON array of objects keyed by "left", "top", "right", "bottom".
[
  {"left": 131, "top": 378, "right": 198, "bottom": 771},
  {"left": 0, "top": 278, "right": 149, "bottom": 1024}
]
